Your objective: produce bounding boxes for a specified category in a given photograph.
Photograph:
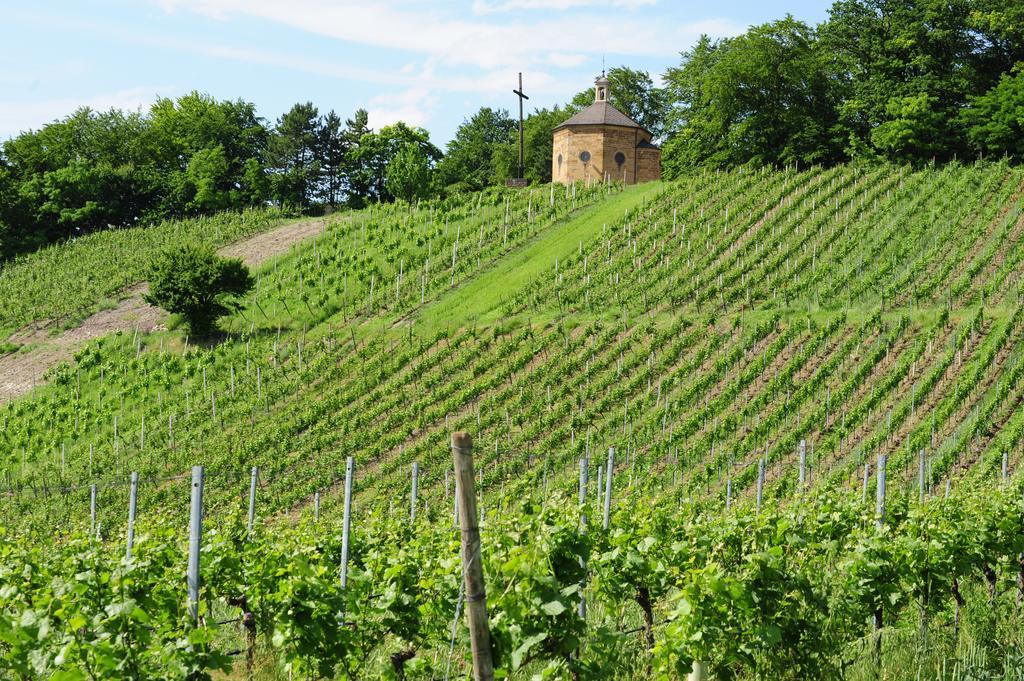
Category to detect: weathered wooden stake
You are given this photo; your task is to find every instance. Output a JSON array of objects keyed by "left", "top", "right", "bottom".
[{"left": 451, "top": 433, "right": 494, "bottom": 681}]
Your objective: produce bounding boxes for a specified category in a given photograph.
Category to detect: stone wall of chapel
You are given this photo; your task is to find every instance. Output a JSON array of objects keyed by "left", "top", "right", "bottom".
[
  {"left": 553, "top": 125, "right": 659, "bottom": 185},
  {"left": 636, "top": 147, "right": 662, "bottom": 184}
]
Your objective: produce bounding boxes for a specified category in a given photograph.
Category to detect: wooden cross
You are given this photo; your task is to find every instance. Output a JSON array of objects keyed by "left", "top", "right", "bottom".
[{"left": 513, "top": 72, "right": 529, "bottom": 180}]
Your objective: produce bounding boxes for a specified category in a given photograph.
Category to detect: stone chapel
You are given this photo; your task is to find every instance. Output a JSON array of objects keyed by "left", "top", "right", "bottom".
[{"left": 552, "top": 73, "right": 661, "bottom": 185}]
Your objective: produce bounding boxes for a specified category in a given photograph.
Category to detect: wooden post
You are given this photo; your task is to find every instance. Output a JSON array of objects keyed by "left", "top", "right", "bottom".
[{"left": 451, "top": 432, "right": 494, "bottom": 681}]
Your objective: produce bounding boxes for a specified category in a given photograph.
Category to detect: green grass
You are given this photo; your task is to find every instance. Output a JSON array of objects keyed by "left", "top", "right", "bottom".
[{"left": 408, "top": 182, "right": 664, "bottom": 333}]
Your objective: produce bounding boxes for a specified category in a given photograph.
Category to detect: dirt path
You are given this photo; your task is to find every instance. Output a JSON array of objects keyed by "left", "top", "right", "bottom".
[{"left": 0, "top": 219, "right": 325, "bottom": 403}]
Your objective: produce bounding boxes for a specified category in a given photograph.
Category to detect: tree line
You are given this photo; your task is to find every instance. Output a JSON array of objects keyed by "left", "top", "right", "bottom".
[{"left": 1, "top": 0, "right": 1021, "bottom": 259}]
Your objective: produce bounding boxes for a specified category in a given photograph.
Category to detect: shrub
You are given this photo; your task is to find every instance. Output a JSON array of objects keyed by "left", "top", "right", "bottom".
[{"left": 144, "top": 244, "right": 253, "bottom": 336}]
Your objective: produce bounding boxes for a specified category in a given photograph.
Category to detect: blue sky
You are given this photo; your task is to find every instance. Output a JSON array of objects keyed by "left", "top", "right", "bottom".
[{"left": 0, "top": 0, "right": 830, "bottom": 145}]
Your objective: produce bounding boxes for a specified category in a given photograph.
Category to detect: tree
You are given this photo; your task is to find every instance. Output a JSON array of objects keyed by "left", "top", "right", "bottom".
[
  {"left": 662, "top": 17, "right": 847, "bottom": 172},
  {"left": 268, "top": 102, "right": 321, "bottom": 209},
  {"left": 317, "top": 110, "right": 348, "bottom": 208},
  {"left": 348, "top": 123, "right": 441, "bottom": 203},
  {"left": 385, "top": 142, "right": 432, "bottom": 202},
  {"left": 342, "top": 109, "right": 372, "bottom": 207},
  {"left": 960, "top": 66, "right": 1024, "bottom": 160},
  {"left": 147, "top": 92, "right": 269, "bottom": 214},
  {"left": 821, "top": 0, "right": 980, "bottom": 163},
  {"left": 491, "top": 106, "right": 573, "bottom": 185},
  {"left": 437, "top": 107, "right": 515, "bottom": 191},
  {"left": 143, "top": 244, "right": 254, "bottom": 336},
  {"left": 571, "top": 66, "right": 669, "bottom": 138}
]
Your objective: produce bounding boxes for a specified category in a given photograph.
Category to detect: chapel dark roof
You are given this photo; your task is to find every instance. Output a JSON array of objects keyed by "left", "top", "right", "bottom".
[{"left": 554, "top": 101, "right": 649, "bottom": 133}]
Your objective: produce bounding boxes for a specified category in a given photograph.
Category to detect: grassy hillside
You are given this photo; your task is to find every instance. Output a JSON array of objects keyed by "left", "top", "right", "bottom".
[{"left": 2, "top": 164, "right": 1024, "bottom": 679}]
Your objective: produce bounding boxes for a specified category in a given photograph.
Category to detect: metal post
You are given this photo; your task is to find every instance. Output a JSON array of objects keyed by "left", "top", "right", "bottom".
[
  {"left": 862, "top": 461, "right": 870, "bottom": 503},
  {"left": 725, "top": 477, "right": 732, "bottom": 510},
  {"left": 603, "top": 447, "right": 614, "bottom": 530},
  {"left": 1002, "top": 451, "right": 1009, "bottom": 483},
  {"left": 578, "top": 456, "right": 588, "bottom": 619},
  {"left": 314, "top": 491, "right": 320, "bottom": 523},
  {"left": 451, "top": 432, "right": 494, "bottom": 681},
  {"left": 340, "top": 456, "right": 354, "bottom": 588},
  {"left": 756, "top": 458, "right": 765, "bottom": 512},
  {"left": 90, "top": 484, "right": 97, "bottom": 537},
  {"left": 798, "top": 439, "right": 806, "bottom": 489},
  {"left": 126, "top": 472, "right": 138, "bottom": 560},
  {"left": 918, "top": 450, "right": 926, "bottom": 501},
  {"left": 247, "top": 466, "right": 258, "bottom": 534},
  {"left": 875, "top": 454, "right": 887, "bottom": 530},
  {"left": 187, "top": 466, "right": 204, "bottom": 624},
  {"left": 411, "top": 462, "right": 419, "bottom": 522}
]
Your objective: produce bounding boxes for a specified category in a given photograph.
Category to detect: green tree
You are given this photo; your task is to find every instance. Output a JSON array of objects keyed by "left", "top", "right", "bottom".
[
  {"left": 316, "top": 110, "right": 348, "bottom": 208},
  {"left": 491, "top": 106, "right": 573, "bottom": 185},
  {"left": 186, "top": 145, "right": 230, "bottom": 212},
  {"left": 342, "top": 109, "right": 372, "bottom": 207},
  {"left": 571, "top": 66, "right": 669, "bottom": 138},
  {"left": 437, "top": 107, "right": 515, "bottom": 191},
  {"left": 2, "top": 107, "right": 158, "bottom": 244},
  {"left": 268, "top": 102, "right": 321, "bottom": 209},
  {"left": 143, "top": 244, "right": 254, "bottom": 336},
  {"left": 821, "top": 0, "right": 980, "bottom": 162},
  {"left": 960, "top": 66, "right": 1024, "bottom": 160},
  {"left": 385, "top": 142, "right": 432, "bottom": 203},
  {"left": 662, "top": 17, "right": 847, "bottom": 172},
  {"left": 148, "top": 92, "right": 269, "bottom": 213},
  {"left": 348, "top": 123, "right": 440, "bottom": 203}
]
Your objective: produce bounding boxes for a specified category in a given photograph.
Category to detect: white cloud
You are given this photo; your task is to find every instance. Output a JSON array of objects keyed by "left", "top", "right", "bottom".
[
  {"left": 154, "top": 0, "right": 741, "bottom": 72},
  {"left": 471, "top": 0, "right": 657, "bottom": 13},
  {"left": 0, "top": 86, "right": 176, "bottom": 138},
  {"left": 367, "top": 86, "right": 436, "bottom": 129},
  {"left": 545, "top": 52, "right": 589, "bottom": 68}
]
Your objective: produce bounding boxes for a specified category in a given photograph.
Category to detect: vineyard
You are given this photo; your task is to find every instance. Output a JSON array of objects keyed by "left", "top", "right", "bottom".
[{"left": 2, "top": 162, "right": 1024, "bottom": 679}]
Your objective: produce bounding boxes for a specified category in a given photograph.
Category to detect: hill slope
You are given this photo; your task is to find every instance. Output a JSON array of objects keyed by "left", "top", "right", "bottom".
[{"left": 2, "top": 164, "right": 1024, "bottom": 679}]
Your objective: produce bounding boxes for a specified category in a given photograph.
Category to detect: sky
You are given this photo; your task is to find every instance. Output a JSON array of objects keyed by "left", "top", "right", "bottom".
[{"left": 0, "top": 0, "right": 830, "bottom": 146}]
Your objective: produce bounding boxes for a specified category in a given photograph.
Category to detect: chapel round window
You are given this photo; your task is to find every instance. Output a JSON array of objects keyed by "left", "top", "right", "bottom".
[
  {"left": 579, "top": 150, "right": 591, "bottom": 163},
  {"left": 614, "top": 152, "right": 626, "bottom": 166}
]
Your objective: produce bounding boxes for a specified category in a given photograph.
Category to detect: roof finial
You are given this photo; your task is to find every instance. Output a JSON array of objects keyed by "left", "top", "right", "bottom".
[{"left": 601, "top": 55, "right": 605, "bottom": 77}]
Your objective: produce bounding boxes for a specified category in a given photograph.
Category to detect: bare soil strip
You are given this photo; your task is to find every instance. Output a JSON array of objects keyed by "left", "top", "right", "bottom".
[{"left": 0, "top": 219, "right": 324, "bottom": 403}]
